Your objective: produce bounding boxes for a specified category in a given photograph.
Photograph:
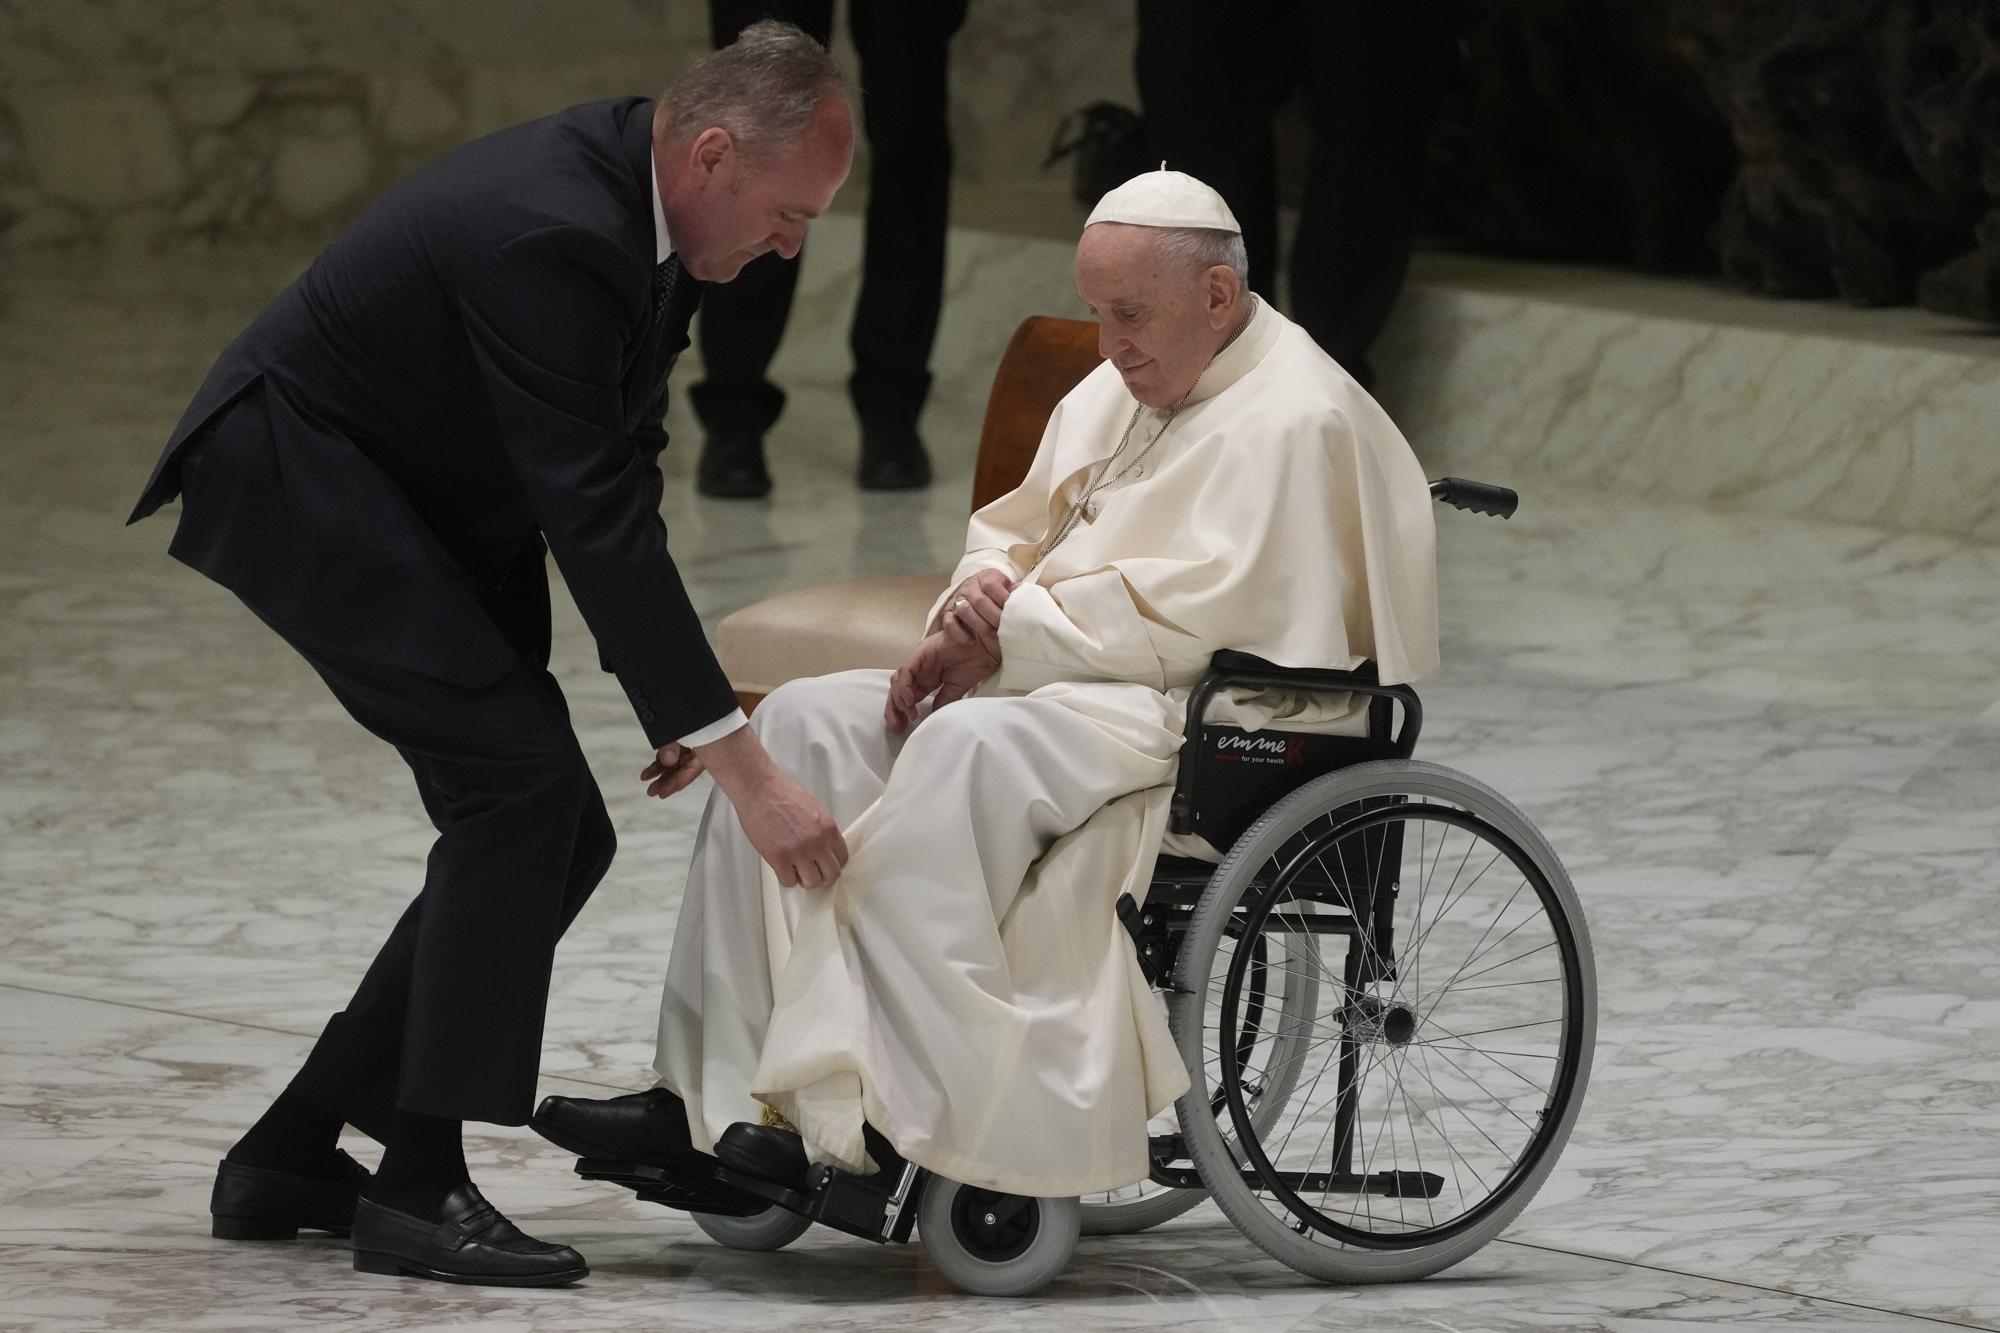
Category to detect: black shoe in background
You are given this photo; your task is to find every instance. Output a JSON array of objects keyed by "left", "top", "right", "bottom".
[
  {"left": 857, "top": 421, "right": 932, "bottom": 491},
  {"left": 697, "top": 432, "right": 773, "bottom": 499}
]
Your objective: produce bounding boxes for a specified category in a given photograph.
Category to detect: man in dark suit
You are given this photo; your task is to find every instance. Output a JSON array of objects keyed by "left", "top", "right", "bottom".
[{"left": 129, "top": 22, "right": 854, "bottom": 1287}]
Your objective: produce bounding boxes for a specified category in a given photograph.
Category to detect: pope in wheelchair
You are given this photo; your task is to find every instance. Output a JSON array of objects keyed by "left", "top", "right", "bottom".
[{"left": 533, "top": 171, "right": 1593, "bottom": 1296}]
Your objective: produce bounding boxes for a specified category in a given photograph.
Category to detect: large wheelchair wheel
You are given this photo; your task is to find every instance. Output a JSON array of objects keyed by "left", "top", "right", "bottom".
[
  {"left": 1171, "top": 760, "right": 1595, "bottom": 1283},
  {"left": 1082, "top": 909, "right": 1324, "bottom": 1236}
]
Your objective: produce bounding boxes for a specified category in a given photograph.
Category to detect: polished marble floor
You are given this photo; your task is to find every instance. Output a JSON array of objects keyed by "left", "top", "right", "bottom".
[{"left": 3, "top": 241, "right": 1999, "bottom": 1331}]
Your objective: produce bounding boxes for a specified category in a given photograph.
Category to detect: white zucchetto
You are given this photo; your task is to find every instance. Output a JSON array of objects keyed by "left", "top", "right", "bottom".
[{"left": 1084, "top": 167, "right": 1241, "bottom": 234}]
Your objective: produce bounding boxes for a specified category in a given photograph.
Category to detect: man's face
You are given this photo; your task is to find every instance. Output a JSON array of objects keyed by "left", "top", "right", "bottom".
[
  {"left": 1074, "top": 223, "right": 1239, "bottom": 409},
  {"left": 663, "top": 96, "right": 854, "bottom": 282}
]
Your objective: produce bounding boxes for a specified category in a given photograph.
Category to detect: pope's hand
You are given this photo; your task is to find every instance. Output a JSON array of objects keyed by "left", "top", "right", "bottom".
[
  {"left": 939, "top": 569, "right": 1014, "bottom": 655},
  {"left": 641, "top": 742, "right": 705, "bottom": 799},
  {"left": 885, "top": 631, "right": 999, "bottom": 733}
]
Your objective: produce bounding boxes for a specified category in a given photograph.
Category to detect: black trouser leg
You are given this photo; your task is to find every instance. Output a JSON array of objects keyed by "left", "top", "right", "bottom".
[
  {"left": 1135, "top": 0, "right": 1294, "bottom": 300},
  {"left": 690, "top": 0, "right": 837, "bottom": 442},
  {"left": 283, "top": 633, "right": 618, "bottom": 1130},
  {"left": 844, "top": 0, "right": 965, "bottom": 432},
  {"left": 1290, "top": 0, "right": 1463, "bottom": 388}
]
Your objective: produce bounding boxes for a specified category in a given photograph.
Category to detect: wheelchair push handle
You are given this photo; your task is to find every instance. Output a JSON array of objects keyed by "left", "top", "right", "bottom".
[{"left": 1429, "top": 477, "right": 1518, "bottom": 519}]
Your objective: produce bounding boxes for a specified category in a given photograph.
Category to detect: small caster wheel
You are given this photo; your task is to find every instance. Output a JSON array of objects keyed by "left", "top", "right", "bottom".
[
  {"left": 692, "top": 1204, "right": 813, "bottom": 1251},
  {"left": 916, "top": 1177, "right": 1079, "bottom": 1296}
]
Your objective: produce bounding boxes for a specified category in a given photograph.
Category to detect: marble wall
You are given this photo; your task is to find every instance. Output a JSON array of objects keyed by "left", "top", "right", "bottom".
[
  {"left": 1374, "top": 253, "right": 2000, "bottom": 545},
  {"left": 0, "top": 0, "right": 1135, "bottom": 250}
]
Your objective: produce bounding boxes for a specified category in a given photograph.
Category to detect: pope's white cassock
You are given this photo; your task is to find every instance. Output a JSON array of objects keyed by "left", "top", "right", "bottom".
[{"left": 654, "top": 241, "right": 1439, "bottom": 1200}]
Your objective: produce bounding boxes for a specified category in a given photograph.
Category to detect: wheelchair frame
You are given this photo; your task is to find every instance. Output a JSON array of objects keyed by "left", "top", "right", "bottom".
[{"left": 1121, "top": 652, "right": 1427, "bottom": 1202}]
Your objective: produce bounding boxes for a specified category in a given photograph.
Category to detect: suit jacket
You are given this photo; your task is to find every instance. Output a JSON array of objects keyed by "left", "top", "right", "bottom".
[{"left": 129, "top": 97, "right": 734, "bottom": 746}]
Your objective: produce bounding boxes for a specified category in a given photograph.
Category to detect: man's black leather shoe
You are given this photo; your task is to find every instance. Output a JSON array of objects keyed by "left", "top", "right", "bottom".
[
  {"left": 697, "top": 434, "right": 773, "bottom": 499},
  {"left": 530, "top": 1087, "right": 701, "bottom": 1168},
  {"left": 857, "top": 424, "right": 932, "bottom": 491},
  {"left": 716, "top": 1122, "right": 812, "bottom": 1191},
  {"left": 350, "top": 1183, "right": 586, "bottom": 1287},
  {"left": 210, "top": 1150, "right": 369, "bottom": 1240}
]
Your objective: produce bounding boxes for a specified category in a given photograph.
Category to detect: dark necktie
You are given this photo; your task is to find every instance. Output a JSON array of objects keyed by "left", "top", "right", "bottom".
[{"left": 652, "top": 257, "right": 679, "bottom": 322}]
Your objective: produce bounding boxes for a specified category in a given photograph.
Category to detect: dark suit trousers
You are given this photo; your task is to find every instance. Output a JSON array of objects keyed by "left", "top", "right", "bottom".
[
  {"left": 691, "top": 0, "right": 967, "bottom": 440},
  {"left": 1136, "top": 0, "right": 1461, "bottom": 389},
  {"left": 266, "top": 603, "right": 615, "bottom": 1133}
]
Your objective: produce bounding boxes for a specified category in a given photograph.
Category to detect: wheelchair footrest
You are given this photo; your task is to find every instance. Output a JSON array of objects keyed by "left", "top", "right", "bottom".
[{"left": 573, "top": 1157, "right": 771, "bottom": 1217}]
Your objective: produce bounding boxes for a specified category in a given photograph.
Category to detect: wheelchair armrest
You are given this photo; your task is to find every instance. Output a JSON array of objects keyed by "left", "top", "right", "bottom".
[
  {"left": 1430, "top": 476, "right": 1518, "bottom": 519},
  {"left": 1169, "top": 652, "right": 1422, "bottom": 841}
]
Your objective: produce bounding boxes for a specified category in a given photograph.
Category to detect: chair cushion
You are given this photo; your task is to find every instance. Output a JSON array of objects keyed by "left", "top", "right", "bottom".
[{"left": 718, "top": 574, "right": 950, "bottom": 696}]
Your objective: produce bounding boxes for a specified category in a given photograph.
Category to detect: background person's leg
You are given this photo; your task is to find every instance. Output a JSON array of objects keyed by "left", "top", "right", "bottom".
[
  {"left": 1289, "top": 0, "right": 1463, "bottom": 388},
  {"left": 1135, "top": 0, "right": 1294, "bottom": 300},
  {"left": 690, "top": 0, "right": 838, "bottom": 499},
  {"left": 844, "top": 0, "right": 968, "bottom": 489}
]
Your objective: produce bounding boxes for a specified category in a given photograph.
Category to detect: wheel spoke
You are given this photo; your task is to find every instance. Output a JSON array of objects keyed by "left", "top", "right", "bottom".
[{"left": 1415, "top": 1039, "right": 1542, "bottom": 1138}]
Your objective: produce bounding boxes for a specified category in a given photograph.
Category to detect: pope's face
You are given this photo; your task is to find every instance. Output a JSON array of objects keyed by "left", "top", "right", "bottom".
[
  {"left": 663, "top": 97, "right": 854, "bottom": 283},
  {"left": 1074, "top": 223, "right": 1241, "bottom": 409}
]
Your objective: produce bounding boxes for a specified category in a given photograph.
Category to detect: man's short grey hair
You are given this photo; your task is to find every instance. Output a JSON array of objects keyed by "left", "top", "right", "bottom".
[
  {"left": 1153, "top": 226, "right": 1250, "bottom": 286},
  {"left": 657, "top": 19, "right": 852, "bottom": 159}
]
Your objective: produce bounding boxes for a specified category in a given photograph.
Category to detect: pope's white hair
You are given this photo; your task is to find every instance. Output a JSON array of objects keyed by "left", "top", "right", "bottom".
[{"left": 1152, "top": 226, "right": 1249, "bottom": 286}]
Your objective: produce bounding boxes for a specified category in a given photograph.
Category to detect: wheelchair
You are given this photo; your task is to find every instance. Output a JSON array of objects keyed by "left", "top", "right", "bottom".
[{"left": 574, "top": 477, "right": 1595, "bottom": 1296}]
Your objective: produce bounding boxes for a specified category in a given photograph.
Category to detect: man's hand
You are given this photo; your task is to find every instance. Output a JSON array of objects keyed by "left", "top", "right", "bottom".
[
  {"left": 939, "top": 569, "right": 1014, "bottom": 655},
  {"left": 693, "top": 726, "right": 848, "bottom": 889},
  {"left": 732, "top": 769, "right": 848, "bottom": 890},
  {"left": 641, "top": 742, "right": 705, "bottom": 800},
  {"left": 885, "top": 632, "right": 1000, "bottom": 733}
]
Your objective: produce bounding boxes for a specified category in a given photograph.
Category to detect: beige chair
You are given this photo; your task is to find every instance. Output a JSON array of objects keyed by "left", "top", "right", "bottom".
[{"left": 719, "top": 316, "right": 1102, "bottom": 713}]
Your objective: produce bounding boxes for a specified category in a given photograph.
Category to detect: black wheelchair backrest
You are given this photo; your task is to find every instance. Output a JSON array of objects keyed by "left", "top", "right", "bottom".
[
  {"left": 1166, "top": 477, "right": 1518, "bottom": 852},
  {"left": 1169, "top": 654, "right": 1421, "bottom": 851}
]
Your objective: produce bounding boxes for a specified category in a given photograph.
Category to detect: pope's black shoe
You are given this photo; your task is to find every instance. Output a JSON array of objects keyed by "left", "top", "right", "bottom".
[
  {"left": 716, "top": 1120, "right": 908, "bottom": 1192},
  {"left": 530, "top": 1087, "right": 702, "bottom": 1169},
  {"left": 210, "top": 1150, "right": 369, "bottom": 1240},
  {"left": 350, "top": 1183, "right": 587, "bottom": 1287},
  {"left": 715, "top": 1122, "right": 812, "bottom": 1191}
]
